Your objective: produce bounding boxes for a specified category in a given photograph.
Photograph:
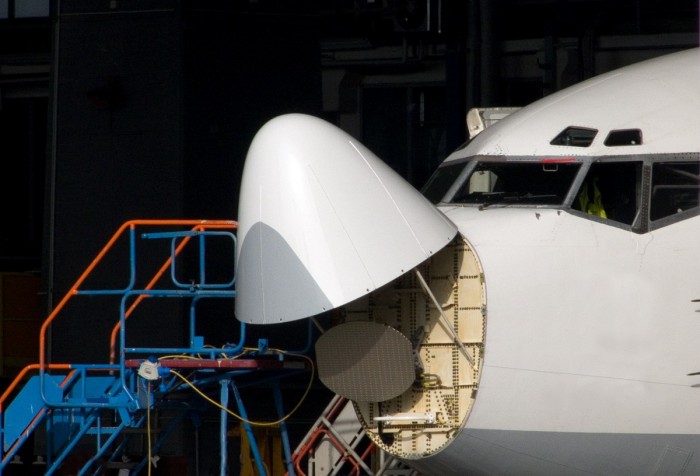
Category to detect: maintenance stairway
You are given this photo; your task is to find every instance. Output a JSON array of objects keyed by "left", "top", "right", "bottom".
[
  {"left": 289, "top": 394, "right": 419, "bottom": 476},
  {"left": 0, "top": 220, "right": 316, "bottom": 475}
]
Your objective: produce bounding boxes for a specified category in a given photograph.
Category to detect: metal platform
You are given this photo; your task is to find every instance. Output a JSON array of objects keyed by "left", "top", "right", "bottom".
[{"left": 0, "top": 220, "right": 315, "bottom": 476}]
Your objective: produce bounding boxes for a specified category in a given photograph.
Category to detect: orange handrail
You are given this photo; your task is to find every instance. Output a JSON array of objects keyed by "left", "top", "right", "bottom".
[
  {"left": 1, "top": 220, "right": 239, "bottom": 466},
  {"left": 38, "top": 219, "right": 237, "bottom": 380}
]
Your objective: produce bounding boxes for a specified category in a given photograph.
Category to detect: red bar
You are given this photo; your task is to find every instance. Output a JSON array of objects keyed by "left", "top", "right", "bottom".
[
  {"left": 540, "top": 157, "right": 576, "bottom": 163},
  {"left": 124, "top": 358, "right": 302, "bottom": 370}
]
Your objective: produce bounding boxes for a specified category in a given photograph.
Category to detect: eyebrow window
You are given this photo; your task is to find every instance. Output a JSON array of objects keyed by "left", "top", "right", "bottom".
[
  {"left": 550, "top": 127, "right": 597, "bottom": 147},
  {"left": 604, "top": 129, "right": 642, "bottom": 146}
]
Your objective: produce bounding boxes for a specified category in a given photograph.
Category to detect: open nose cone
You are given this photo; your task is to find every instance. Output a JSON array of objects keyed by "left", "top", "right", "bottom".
[{"left": 235, "top": 113, "right": 457, "bottom": 324}]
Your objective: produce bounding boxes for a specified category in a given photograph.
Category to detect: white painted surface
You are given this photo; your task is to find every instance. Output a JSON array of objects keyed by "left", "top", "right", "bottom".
[
  {"left": 236, "top": 114, "right": 456, "bottom": 324},
  {"left": 442, "top": 208, "right": 700, "bottom": 435},
  {"left": 444, "top": 47, "right": 700, "bottom": 160}
]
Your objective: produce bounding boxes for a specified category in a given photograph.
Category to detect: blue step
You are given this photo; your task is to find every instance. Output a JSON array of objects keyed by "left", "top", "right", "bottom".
[{"left": 3, "top": 374, "right": 64, "bottom": 452}]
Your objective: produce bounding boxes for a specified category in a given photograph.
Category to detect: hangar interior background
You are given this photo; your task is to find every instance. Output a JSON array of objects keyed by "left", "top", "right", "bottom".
[{"left": 0, "top": 0, "right": 697, "bottom": 474}]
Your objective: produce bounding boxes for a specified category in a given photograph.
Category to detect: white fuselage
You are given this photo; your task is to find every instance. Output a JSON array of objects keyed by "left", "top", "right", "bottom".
[
  {"left": 407, "top": 206, "right": 700, "bottom": 474},
  {"left": 402, "top": 48, "right": 700, "bottom": 474}
]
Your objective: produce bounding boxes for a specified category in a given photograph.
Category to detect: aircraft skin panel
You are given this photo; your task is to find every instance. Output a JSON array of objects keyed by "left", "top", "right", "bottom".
[
  {"left": 443, "top": 208, "right": 700, "bottom": 416},
  {"left": 409, "top": 430, "right": 700, "bottom": 475},
  {"left": 448, "top": 48, "right": 700, "bottom": 159},
  {"left": 470, "top": 367, "right": 700, "bottom": 434},
  {"left": 407, "top": 207, "right": 700, "bottom": 473},
  {"left": 235, "top": 114, "right": 457, "bottom": 324}
]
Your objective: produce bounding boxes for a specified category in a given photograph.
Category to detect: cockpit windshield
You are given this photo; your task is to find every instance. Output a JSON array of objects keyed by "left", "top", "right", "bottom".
[
  {"left": 422, "top": 155, "right": 700, "bottom": 233},
  {"left": 422, "top": 162, "right": 466, "bottom": 203},
  {"left": 451, "top": 161, "right": 581, "bottom": 206}
]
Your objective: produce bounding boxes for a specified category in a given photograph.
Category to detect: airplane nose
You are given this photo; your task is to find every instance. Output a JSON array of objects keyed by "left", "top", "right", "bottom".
[
  {"left": 235, "top": 113, "right": 484, "bottom": 459},
  {"left": 235, "top": 113, "right": 457, "bottom": 325}
]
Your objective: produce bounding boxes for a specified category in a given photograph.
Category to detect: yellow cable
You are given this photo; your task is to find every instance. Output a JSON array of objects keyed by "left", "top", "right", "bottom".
[
  {"left": 169, "top": 351, "right": 315, "bottom": 427},
  {"left": 159, "top": 349, "right": 249, "bottom": 361},
  {"left": 147, "top": 383, "right": 152, "bottom": 476},
  {"left": 159, "top": 354, "right": 201, "bottom": 360}
]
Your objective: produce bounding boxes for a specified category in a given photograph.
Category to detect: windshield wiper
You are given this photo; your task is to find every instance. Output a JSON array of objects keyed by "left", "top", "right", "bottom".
[{"left": 478, "top": 192, "right": 558, "bottom": 210}]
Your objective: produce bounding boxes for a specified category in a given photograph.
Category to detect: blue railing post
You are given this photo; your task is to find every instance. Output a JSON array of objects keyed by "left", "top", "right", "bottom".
[
  {"left": 231, "top": 381, "right": 267, "bottom": 476},
  {"left": 219, "top": 379, "right": 230, "bottom": 476},
  {"left": 273, "top": 381, "right": 295, "bottom": 476}
]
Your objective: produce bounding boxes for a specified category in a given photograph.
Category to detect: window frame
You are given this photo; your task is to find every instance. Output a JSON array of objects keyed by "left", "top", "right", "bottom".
[
  {"left": 648, "top": 155, "right": 700, "bottom": 231},
  {"left": 428, "top": 152, "right": 700, "bottom": 234}
]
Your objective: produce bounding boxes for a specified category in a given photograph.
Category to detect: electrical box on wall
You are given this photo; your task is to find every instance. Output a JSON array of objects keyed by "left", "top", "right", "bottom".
[
  {"left": 392, "top": 0, "right": 469, "bottom": 36},
  {"left": 393, "top": 0, "right": 438, "bottom": 32}
]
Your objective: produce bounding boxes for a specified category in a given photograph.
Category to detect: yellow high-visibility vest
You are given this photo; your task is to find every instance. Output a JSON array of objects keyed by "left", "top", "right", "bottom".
[{"left": 578, "top": 177, "right": 607, "bottom": 218}]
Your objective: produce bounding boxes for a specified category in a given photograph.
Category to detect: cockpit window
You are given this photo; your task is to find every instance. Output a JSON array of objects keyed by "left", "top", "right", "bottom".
[
  {"left": 450, "top": 161, "right": 581, "bottom": 206},
  {"left": 426, "top": 152, "right": 698, "bottom": 233},
  {"left": 572, "top": 161, "right": 642, "bottom": 226},
  {"left": 422, "top": 162, "right": 466, "bottom": 204},
  {"left": 650, "top": 161, "right": 700, "bottom": 221},
  {"left": 550, "top": 127, "right": 597, "bottom": 147}
]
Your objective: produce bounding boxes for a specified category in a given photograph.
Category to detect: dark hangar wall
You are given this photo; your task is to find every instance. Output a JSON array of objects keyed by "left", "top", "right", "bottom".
[
  {"left": 48, "top": 0, "right": 322, "bottom": 362},
  {"left": 183, "top": 5, "right": 323, "bottom": 218}
]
